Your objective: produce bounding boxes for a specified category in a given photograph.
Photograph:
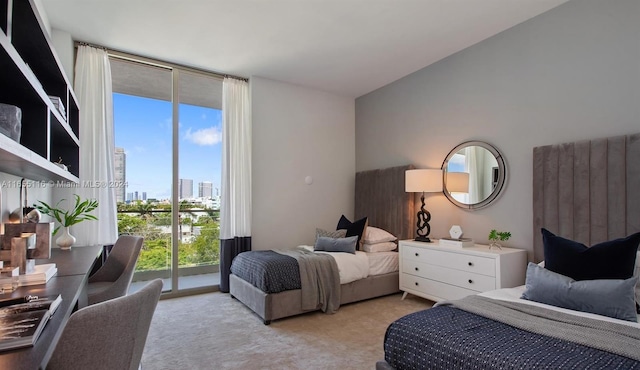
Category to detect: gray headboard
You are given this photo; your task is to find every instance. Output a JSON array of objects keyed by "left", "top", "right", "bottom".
[
  {"left": 355, "top": 165, "right": 415, "bottom": 241},
  {"left": 533, "top": 133, "right": 640, "bottom": 262}
]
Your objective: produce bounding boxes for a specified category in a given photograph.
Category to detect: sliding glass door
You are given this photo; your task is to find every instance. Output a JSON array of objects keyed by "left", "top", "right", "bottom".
[{"left": 110, "top": 53, "right": 222, "bottom": 296}]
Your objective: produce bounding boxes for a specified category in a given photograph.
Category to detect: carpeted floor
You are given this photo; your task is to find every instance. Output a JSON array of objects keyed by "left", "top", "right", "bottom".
[{"left": 141, "top": 291, "right": 432, "bottom": 370}]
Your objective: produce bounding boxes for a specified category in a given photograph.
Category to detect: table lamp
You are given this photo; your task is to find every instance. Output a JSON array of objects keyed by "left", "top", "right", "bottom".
[
  {"left": 405, "top": 169, "right": 443, "bottom": 242},
  {"left": 445, "top": 172, "right": 470, "bottom": 193}
]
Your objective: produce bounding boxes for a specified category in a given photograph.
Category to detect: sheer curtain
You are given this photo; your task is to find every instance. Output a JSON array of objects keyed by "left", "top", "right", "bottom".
[
  {"left": 219, "top": 77, "right": 252, "bottom": 293},
  {"left": 63, "top": 45, "right": 118, "bottom": 246}
]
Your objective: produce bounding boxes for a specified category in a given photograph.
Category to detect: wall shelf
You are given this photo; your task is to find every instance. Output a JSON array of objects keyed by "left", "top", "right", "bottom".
[{"left": 0, "top": 0, "right": 79, "bottom": 182}]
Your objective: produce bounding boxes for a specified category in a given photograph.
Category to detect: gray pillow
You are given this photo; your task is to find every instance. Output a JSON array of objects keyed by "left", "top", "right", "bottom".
[
  {"left": 316, "top": 228, "right": 347, "bottom": 241},
  {"left": 521, "top": 262, "right": 638, "bottom": 322},
  {"left": 314, "top": 236, "right": 358, "bottom": 254}
]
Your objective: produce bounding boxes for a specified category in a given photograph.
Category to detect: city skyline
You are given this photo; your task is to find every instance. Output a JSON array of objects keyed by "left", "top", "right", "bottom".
[{"left": 113, "top": 93, "right": 222, "bottom": 200}]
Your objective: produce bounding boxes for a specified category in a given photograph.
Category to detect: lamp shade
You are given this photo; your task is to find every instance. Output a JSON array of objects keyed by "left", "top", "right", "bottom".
[
  {"left": 405, "top": 169, "right": 443, "bottom": 193},
  {"left": 446, "top": 172, "right": 470, "bottom": 193}
]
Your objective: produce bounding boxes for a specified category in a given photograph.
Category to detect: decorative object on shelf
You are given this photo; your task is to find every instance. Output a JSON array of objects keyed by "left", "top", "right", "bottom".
[
  {"left": 9, "top": 179, "right": 40, "bottom": 223},
  {"left": 449, "top": 225, "right": 463, "bottom": 239},
  {"left": 0, "top": 103, "right": 22, "bottom": 142},
  {"left": 34, "top": 195, "right": 99, "bottom": 250},
  {"left": 440, "top": 225, "right": 474, "bottom": 248},
  {"left": 53, "top": 157, "right": 68, "bottom": 171},
  {"left": 488, "top": 229, "right": 511, "bottom": 250},
  {"left": 405, "top": 169, "right": 443, "bottom": 243}
]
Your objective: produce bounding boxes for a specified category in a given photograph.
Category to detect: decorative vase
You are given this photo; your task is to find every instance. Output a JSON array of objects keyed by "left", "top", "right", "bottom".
[
  {"left": 489, "top": 241, "right": 502, "bottom": 250},
  {"left": 56, "top": 226, "right": 76, "bottom": 250}
]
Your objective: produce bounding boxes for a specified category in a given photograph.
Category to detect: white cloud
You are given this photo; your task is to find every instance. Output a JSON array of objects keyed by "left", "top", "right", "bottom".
[{"left": 184, "top": 126, "right": 222, "bottom": 146}]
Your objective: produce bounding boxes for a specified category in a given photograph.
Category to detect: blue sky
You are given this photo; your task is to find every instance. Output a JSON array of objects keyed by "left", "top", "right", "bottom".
[{"left": 113, "top": 93, "right": 222, "bottom": 200}]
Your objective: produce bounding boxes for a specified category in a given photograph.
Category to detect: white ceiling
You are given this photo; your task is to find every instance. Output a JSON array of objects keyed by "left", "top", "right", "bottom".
[{"left": 41, "top": 0, "right": 569, "bottom": 98}]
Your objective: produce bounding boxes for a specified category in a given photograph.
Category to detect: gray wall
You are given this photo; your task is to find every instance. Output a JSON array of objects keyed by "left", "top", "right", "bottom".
[
  {"left": 355, "top": 0, "right": 639, "bottom": 257},
  {"left": 251, "top": 77, "right": 355, "bottom": 250}
]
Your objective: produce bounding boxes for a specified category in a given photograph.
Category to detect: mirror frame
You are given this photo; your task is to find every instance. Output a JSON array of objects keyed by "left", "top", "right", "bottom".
[{"left": 441, "top": 140, "right": 507, "bottom": 210}]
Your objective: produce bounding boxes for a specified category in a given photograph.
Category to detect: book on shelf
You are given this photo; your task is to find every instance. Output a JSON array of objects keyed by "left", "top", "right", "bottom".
[
  {"left": 439, "top": 238, "right": 475, "bottom": 248},
  {"left": 0, "top": 263, "right": 57, "bottom": 289},
  {"left": 21, "top": 264, "right": 57, "bottom": 286},
  {"left": 0, "top": 294, "right": 62, "bottom": 351}
]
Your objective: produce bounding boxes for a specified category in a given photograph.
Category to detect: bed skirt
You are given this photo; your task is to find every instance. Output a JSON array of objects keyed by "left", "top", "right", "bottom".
[{"left": 229, "top": 271, "right": 400, "bottom": 324}]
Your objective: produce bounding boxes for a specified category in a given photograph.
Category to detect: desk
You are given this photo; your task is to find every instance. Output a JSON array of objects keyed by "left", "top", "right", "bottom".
[{"left": 0, "top": 245, "right": 103, "bottom": 370}]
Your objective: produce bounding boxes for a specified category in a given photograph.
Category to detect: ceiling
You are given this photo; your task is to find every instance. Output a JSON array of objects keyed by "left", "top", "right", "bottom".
[{"left": 41, "top": 0, "right": 569, "bottom": 98}]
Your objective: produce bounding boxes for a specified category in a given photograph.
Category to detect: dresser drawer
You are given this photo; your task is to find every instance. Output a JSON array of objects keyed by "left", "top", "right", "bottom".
[
  {"left": 400, "top": 274, "right": 478, "bottom": 301},
  {"left": 403, "top": 245, "right": 496, "bottom": 277},
  {"left": 402, "top": 260, "right": 496, "bottom": 292}
]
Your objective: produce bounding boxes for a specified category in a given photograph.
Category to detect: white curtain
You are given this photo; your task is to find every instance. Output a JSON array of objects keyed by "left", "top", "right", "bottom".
[
  {"left": 219, "top": 77, "right": 251, "bottom": 292},
  {"left": 65, "top": 45, "right": 118, "bottom": 246},
  {"left": 465, "top": 146, "right": 484, "bottom": 203}
]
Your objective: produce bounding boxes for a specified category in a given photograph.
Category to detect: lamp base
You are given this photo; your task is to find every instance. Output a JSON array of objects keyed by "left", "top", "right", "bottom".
[{"left": 414, "top": 236, "right": 432, "bottom": 243}]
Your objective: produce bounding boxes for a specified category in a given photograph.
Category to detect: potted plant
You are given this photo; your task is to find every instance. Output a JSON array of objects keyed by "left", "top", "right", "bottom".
[
  {"left": 488, "top": 229, "right": 511, "bottom": 250},
  {"left": 34, "top": 195, "right": 99, "bottom": 250}
]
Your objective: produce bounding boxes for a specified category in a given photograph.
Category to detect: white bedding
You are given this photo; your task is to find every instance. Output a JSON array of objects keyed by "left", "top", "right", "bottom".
[
  {"left": 299, "top": 245, "right": 370, "bottom": 284},
  {"left": 480, "top": 286, "right": 640, "bottom": 328},
  {"left": 365, "top": 251, "right": 398, "bottom": 276}
]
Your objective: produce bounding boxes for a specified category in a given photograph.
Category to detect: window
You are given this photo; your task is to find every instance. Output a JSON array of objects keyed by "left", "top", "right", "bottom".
[{"left": 110, "top": 53, "right": 223, "bottom": 295}]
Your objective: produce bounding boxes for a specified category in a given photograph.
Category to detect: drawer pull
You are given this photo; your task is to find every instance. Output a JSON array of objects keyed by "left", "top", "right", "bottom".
[
  {"left": 415, "top": 282, "right": 419, "bottom": 286},
  {"left": 415, "top": 252, "right": 419, "bottom": 257},
  {"left": 468, "top": 279, "right": 473, "bottom": 284},
  {"left": 468, "top": 262, "right": 473, "bottom": 266},
  {"left": 414, "top": 267, "right": 419, "bottom": 271}
]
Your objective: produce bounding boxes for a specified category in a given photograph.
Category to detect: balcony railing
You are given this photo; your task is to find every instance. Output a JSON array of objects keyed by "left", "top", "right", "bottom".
[{"left": 116, "top": 206, "right": 220, "bottom": 280}]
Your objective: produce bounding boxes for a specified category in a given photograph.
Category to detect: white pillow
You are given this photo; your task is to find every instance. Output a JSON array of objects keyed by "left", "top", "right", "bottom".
[
  {"left": 363, "top": 241, "right": 397, "bottom": 253},
  {"left": 363, "top": 227, "right": 397, "bottom": 244}
]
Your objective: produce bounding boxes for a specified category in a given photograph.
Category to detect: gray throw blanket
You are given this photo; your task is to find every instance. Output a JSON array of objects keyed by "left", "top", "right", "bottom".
[
  {"left": 275, "top": 247, "right": 341, "bottom": 313},
  {"left": 437, "top": 295, "right": 640, "bottom": 362}
]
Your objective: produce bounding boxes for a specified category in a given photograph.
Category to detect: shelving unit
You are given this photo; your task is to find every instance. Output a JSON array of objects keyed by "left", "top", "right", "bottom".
[{"left": 0, "top": 0, "right": 79, "bottom": 182}]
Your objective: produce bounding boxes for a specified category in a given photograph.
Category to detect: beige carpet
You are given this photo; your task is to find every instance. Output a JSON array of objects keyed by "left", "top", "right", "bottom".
[{"left": 141, "top": 291, "right": 432, "bottom": 370}]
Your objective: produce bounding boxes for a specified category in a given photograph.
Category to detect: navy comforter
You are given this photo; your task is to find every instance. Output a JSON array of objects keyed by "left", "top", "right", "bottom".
[
  {"left": 230, "top": 250, "right": 301, "bottom": 293},
  {"left": 384, "top": 306, "right": 640, "bottom": 370}
]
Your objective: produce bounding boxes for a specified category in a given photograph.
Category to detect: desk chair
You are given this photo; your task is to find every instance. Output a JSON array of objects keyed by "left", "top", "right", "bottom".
[
  {"left": 88, "top": 235, "right": 143, "bottom": 305},
  {"left": 46, "top": 279, "right": 163, "bottom": 370}
]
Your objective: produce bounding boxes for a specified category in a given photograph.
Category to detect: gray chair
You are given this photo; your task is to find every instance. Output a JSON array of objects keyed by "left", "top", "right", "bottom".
[
  {"left": 88, "top": 235, "right": 144, "bottom": 305},
  {"left": 46, "top": 279, "right": 163, "bottom": 370}
]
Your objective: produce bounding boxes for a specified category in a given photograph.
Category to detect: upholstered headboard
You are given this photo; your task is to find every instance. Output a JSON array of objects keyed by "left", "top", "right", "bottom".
[
  {"left": 533, "top": 133, "right": 640, "bottom": 262},
  {"left": 355, "top": 165, "right": 415, "bottom": 241}
]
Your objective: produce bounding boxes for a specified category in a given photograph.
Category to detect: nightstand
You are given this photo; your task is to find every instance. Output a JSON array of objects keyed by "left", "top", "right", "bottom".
[{"left": 399, "top": 239, "right": 527, "bottom": 302}]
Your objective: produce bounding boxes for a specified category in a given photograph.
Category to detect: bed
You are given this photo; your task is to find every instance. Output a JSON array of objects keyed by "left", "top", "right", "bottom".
[
  {"left": 377, "top": 133, "right": 640, "bottom": 369},
  {"left": 229, "top": 165, "right": 415, "bottom": 324}
]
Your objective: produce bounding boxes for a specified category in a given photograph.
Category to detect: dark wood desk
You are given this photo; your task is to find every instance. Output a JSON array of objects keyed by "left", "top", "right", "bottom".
[{"left": 0, "top": 245, "right": 103, "bottom": 370}]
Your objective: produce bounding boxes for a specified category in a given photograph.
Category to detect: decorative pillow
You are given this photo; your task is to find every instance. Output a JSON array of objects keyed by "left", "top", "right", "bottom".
[
  {"left": 314, "top": 236, "right": 358, "bottom": 254},
  {"left": 541, "top": 228, "right": 640, "bottom": 280},
  {"left": 362, "top": 241, "right": 397, "bottom": 253},
  {"left": 363, "top": 226, "right": 397, "bottom": 244},
  {"left": 315, "top": 228, "right": 347, "bottom": 241},
  {"left": 521, "top": 263, "right": 638, "bottom": 322},
  {"left": 336, "top": 215, "right": 368, "bottom": 251}
]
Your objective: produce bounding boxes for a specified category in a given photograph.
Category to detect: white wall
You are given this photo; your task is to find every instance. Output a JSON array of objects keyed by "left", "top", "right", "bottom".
[
  {"left": 355, "top": 0, "right": 640, "bottom": 258},
  {"left": 51, "top": 29, "right": 75, "bottom": 86},
  {"left": 251, "top": 77, "right": 355, "bottom": 250}
]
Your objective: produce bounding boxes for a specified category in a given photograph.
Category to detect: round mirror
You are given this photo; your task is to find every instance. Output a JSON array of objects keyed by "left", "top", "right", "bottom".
[{"left": 441, "top": 141, "right": 506, "bottom": 210}]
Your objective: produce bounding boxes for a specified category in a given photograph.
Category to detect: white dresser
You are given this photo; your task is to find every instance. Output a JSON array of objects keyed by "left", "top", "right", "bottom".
[{"left": 399, "top": 239, "right": 527, "bottom": 302}]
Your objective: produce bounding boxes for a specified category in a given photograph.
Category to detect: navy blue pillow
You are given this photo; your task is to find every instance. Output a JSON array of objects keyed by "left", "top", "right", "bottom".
[
  {"left": 541, "top": 228, "right": 640, "bottom": 281},
  {"left": 336, "top": 215, "right": 368, "bottom": 251}
]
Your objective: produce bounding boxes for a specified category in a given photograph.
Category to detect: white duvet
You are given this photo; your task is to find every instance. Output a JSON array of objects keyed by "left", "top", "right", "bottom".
[
  {"left": 299, "top": 245, "right": 370, "bottom": 284},
  {"left": 480, "top": 286, "right": 640, "bottom": 329}
]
